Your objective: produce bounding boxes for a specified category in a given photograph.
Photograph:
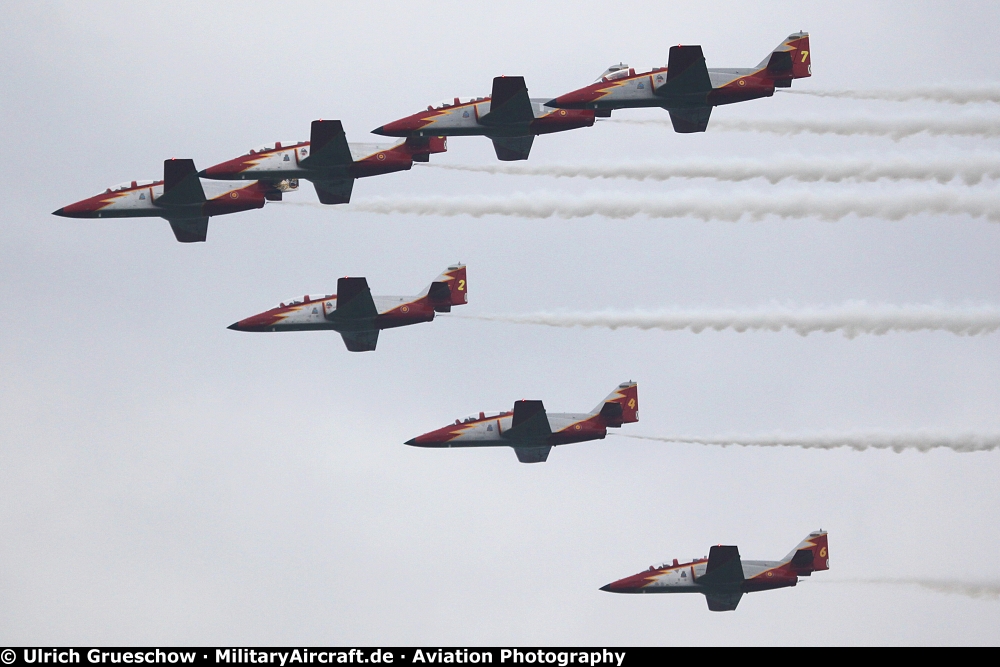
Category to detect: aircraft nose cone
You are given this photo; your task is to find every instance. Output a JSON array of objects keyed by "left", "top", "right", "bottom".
[
  {"left": 404, "top": 438, "right": 416, "bottom": 446},
  {"left": 599, "top": 584, "right": 612, "bottom": 592},
  {"left": 227, "top": 322, "right": 242, "bottom": 331},
  {"left": 371, "top": 125, "right": 389, "bottom": 136},
  {"left": 544, "top": 98, "right": 559, "bottom": 108},
  {"left": 52, "top": 207, "right": 66, "bottom": 217}
]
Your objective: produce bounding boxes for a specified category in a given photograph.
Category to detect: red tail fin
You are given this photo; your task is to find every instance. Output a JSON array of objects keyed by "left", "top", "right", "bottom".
[
  {"left": 785, "top": 531, "right": 829, "bottom": 574},
  {"left": 594, "top": 382, "right": 638, "bottom": 426},
  {"left": 761, "top": 32, "right": 811, "bottom": 86},
  {"left": 425, "top": 264, "right": 467, "bottom": 312}
]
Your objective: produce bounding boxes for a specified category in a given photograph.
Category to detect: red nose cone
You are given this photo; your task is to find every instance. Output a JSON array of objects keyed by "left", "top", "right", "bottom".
[
  {"left": 372, "top": 112, "right": 434, "bottom": 137},
  {"left": 546, "top": 87, "right": 601, "bottom": 109},
  {"left": 405, "top": 423, "right": 462, "bottom": 447},
  {"left": 53, "top": 196, "right": 104, "bottom": 218},
  {"left": 201, "top": 157, "right": 252, "bottom": 179},
  {"left": 602, "top": 570, "right": 658, "bottom": 593},
  {"left": 228, "top": 311, "right": 283, "bottom": 332}
]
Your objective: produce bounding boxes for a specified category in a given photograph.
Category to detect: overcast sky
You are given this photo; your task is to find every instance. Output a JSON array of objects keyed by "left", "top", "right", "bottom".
[{"left": 2, "top": 0, "right": 999, "bottom": 646}]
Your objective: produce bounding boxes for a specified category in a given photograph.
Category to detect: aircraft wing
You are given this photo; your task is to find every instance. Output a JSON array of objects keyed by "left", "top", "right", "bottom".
[
  {"left": 502, "top": 400, "right": 552, "bottom": 442},
  {"left": 312, "top": 178, "right": 355, "bottom": 204},
  {"left": 166, "top": 217, "right": 209, "bottom": 243},
  {"left": 658, "top": 45, "right": 713, "bottom": 95},
  {"left": 340, "top": 329, "right": 379, "bottom": 352},
  {"left": 301, "top": 119, "right": 354, "bottom": 168},
  {"left": 697, "top": 545, "right": 745, "bottom": 587},
  {"left": 334, "top": 277, "right": 379, "bottom": 320},
  {"left": 479, "top": 76, "right": 534, "bottom": 125},
  {"left": 156, "top": 159, "right": 207, "bottom": 207},
  {"left": 667, "top": 107, "right": 712, "bottom": 133},
  {"left": 513, "top": 446, "right": 551, "bottom": 463},
  {"left": 704, "top": 592, "right": 743, "bottom": 612},
  {"left": 490, "top": 135, "right": 534, "bottom": 161}
]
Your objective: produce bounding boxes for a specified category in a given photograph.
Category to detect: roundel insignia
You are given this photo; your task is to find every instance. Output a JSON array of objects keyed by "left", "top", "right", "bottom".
[
  {"left": 230, "top": 191, "right": 239, "bottom": 198},
  {"left": 766, "top": 571, "right": 773, "bottom": 577},
  {"left": 401, "top": 305, "right": 409, "bottom": 313},
  {"left": 575, "top": 424, "right": 582, "bottom": 430},
  {"left": 738, "top": 79, "right": 746, "bottom": 87},
  {"left": 377, "top": 153, "right": 386, "bottom": 161},
  {"left": 559, "top": 110, "right": 567, "bottom": 116},
  {"left": 819, "top": 547, "right": 827, "bottom": 557}
]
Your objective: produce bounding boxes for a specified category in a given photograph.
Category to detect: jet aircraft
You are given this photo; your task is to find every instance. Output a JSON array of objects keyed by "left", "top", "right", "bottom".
[
  {"left": 372, "top": 76, "right": 596, "bottom": 161},
  {"left": 228, "top": 264, "right": 467, "bottom": 352},
  {"left": 546, "top": 32, "right": 811, "bottom": 133},
  {"left": 601, "top": 530, "right": 829, "bottom": 611},
  {"left": 53, "top": 159, "right": 267, "bottom": 242},
  {"left": 201, "top": 120, "right": 446, "bottom": 205},
  {"left": 405, "top": 382, "right": 638, "bottom": 463}
]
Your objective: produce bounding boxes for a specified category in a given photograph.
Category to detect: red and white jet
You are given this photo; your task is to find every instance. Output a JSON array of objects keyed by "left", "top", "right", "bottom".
[
  {"left": 52, "top": 158, "right": 267, "bottom": 242},
  {"left": 547, "top": 32, "right": 811, "bottom": 132},
  {"left": 201, "top": 120, "right": 446, "bottom": 204},
  {"left": 405, "top": 382, "right": 638, "bottom": 463},
  {"left": 228, "top": 265, "right": 467, "bottom": 352},
  {"left": 372, "top": 76, "right": 595, "bottom": 161},
  {"left": 601, "top": 531, "right": 829, "bottom": 611}
]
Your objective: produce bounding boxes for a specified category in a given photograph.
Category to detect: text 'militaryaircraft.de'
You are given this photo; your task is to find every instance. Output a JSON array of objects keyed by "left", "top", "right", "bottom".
[
  {"left": 228, "top": 265, "right": 467, "bottom": 352},
  {"left": 200, "top": 120, "right": 446, "bottom": 205},
  {"left": 546, "top": 32, "right": 811, "bottom": 133},
  {"left": 405, "top": 382, "right": 638, "bottom": 463},
  {"left": 53, "top": 159, "right": 267, "bottom": 242},
  {"left": 601, "top": 531, "right": 829, "bottom": 611},
  {"left": 372, "top": 76, "right": 596, "bottom": 161}
]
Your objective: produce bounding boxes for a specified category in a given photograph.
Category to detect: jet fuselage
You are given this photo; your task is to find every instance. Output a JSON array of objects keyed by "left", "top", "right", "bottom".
[{"left": 53, "top": 179, "right": 265, "bottom": 220}]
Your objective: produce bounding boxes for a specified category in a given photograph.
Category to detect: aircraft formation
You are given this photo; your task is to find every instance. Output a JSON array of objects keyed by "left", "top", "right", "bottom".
[{"left": 53, "top": 32, "right": 825, "bottom": 611}]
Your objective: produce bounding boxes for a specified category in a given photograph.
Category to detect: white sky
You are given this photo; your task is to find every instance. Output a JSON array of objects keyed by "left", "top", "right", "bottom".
[{"left": 2, "top": 0, "right": 999, "bottom": 646}]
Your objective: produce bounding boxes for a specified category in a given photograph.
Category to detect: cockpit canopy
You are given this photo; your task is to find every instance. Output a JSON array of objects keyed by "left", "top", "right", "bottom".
[
  {"left": 597, "top": 63, "right": 632, "bottom": 82},
  {"left": 427, "top": 96, "right": 487, "bottom": 110},
  {"left": 249, "top": 141, "right": 304, "bottom": 155},
  {"left": 276, "top": 294, "right": 334, "bottom": 309},
  {"left": 106, "top": 179, "right": 157, "bottom": 193},
  {"left": 454, "top": 410, "right": 508, "bottom": 424}
]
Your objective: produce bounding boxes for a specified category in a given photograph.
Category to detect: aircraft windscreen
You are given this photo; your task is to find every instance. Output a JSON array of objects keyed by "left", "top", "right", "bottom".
[
  {"left": 596, "top": 63, "right": 631, "bottom": 82},
  {"left": 428, "top": 96, "right": 486, "bottom": 110},
  {"left": 276, "top": 294, "right": 333, "bottom": 309},
  {"left": 457, "top": 411, "right": 506, "bottom": 423},
  {"left": 107, "top": 179, "right": 157, "bottom": 192},
  {"left": 249, "top": 141, "right": 303, "bottom": 154}
]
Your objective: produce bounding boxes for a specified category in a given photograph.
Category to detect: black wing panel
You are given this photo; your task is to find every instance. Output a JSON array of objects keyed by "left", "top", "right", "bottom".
[
  {"left": 490, "top": 135, "right": 534, "bottom": 161},
  {"left": 661, "top": 45, "right": 712, "bottom": 94},
  {"left": 340, "top": 330, "right": 379, "bottom": 352},
  {"left": 502, "top": 400, "right": 552, "bottom": 442},
  {"left": 667, "top": 106, "right": 712, "bottom": 133},
  {"left": 334, "top": 277, "right": 379, "bottom": 320},
  {"left": 313, "top": 178, "right": 355, "bottom": 204},
  {"left": 704, "top": 592, "right": 743, "bottom": 612},
  {"left": 513, "top": 446, "right": 551, "bottom": 464},
  {"left": 157, "top": 159, "right": 207, "bottom": 207},
  {"left": 302, "top": 120, "right": 354, "bottom": 168},
  {"left": 167, "top": 217, "right": 209, "bottom": 243},
  {"left": 480, "top": 76, "right": 534, "bottom": 125},
  {"left": 698, "top": 545, "right": 745, "bottom": 587}
]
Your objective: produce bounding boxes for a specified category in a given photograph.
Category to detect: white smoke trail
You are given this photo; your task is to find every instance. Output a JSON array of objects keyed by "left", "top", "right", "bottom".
[
  {"left": 618, "top": 432, "right": 1000, "bottom": 453},
  {"left": 828, "top": 579, "right": 1000, "bottom": 600},
  {"left": 780, "top": 85, "right": 1000, "bottom": 105},
  {"left": 322, "top": 189, "right": 1000, "bottom": 223},
  {"left": 464, "top": 304, "right": 1000, "bottom": 338},
  {"left": 613, "top": 116, "right": 1000, "bottom": 140},
  {"left": 424, "top": 155, "right": 1000, "bottom": 186}
]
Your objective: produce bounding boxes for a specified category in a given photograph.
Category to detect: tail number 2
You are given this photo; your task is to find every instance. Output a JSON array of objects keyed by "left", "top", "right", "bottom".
[{"left": 457, "top": 279, "right": 466, "bottom": 291}]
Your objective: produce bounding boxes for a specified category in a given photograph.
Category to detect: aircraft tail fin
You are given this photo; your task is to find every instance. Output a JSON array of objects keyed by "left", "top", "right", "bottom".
[
  {"left": 758, "top": 32, "right": 811, "bottom": 85},
  {"left": 403, "top": 135, "right": 448, "bottom": 163},
  {"left": 781, "top": 530, "right": 829, "bottom": 575},
  {"left": 424, "top": 264, "right": 467, "bottom": 312},
  {"left": 591, "top": 382, "right": 638, "bottom": 427},
  {"left": 156, "top": 159, "right": 207, "bottom": 207}
]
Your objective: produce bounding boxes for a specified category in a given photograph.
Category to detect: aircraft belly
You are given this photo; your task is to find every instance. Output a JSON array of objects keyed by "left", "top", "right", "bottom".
[{"left": 93, "top": 208, "right": 164, "bottom": 218}]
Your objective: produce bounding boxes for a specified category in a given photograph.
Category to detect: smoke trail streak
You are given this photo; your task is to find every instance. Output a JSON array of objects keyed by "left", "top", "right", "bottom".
[
  {"left": 826, "top": 579, "right": 1000, "bottom": 600},
  {"left": 278, "top": 189, "right": 1000, "bottom": 223},
  {"left": 780, "top": 86, "right": 1000, "bottom": 104},
  {"left": 463, "top": 304, "right": 1000, "bottom": 338},
  {"left": 424, "top": 155, "right": 1000, "bottom": 186},
  {"left": 612, "top": 117, "right": 1000, "bottom": 140},
  {"left": 617, "top": 433, "right": 1000, "bottom": 453}
]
